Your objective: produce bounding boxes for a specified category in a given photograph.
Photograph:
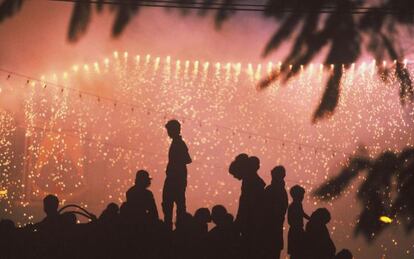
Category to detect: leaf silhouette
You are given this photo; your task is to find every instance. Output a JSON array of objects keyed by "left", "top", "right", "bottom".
[
  {"left": 312, "top": 66, "right": 342, "bottom": 122},
  {"left": 315, "top": 148, "right": 414, "bottom": 241},
  {"left": 0, "top": 0, "right": 24, "bottom": 23},
  {"left": 68, "top": 2, "right": 91, "bottom": 42}
]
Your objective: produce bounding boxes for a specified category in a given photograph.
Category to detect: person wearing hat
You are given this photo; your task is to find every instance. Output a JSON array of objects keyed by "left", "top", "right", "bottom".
[
  {"left": 162, "top": 119, "right": 192, "bottom": 230},
  {"left": 126, "top": 170, "right": 159, "bottom": 223}
]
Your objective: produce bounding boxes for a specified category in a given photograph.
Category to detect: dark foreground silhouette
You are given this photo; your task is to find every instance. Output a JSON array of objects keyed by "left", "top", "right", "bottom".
[{"left": 0, "top": 121, "right": 353, "bottom": 259}]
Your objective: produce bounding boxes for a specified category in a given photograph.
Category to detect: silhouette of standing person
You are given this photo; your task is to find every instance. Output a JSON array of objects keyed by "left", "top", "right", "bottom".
[
  {"left": 163, "top": 119, "right": 192, "bottom": 230},
  {"left": 126, "top": 170, "right": 159, "bottom": 223},
  {"left": 264, "top": 166, "right": 288, "bottom": 259},
  {"left": 230, "top": 155, "right": 266, "bottom": 258},
  {"left": 287, "top": 185, "right": 310, "bottom": 259},
  {"left": 305, "top": 208, "right": 336, "bottom": 259}
]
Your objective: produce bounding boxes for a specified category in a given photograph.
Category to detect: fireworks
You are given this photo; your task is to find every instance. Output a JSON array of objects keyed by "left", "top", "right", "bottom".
[{"left": 0, "top": 52, "right": 413, "bottom": 257}]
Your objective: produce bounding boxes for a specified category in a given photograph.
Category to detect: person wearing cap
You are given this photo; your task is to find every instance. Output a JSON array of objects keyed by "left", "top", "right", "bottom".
[
  {"left": 162, "top": 119, "right": 192, "bottom": 230},
  {"left": 126, "top": 170, "right": 159, "bottom": 223}
]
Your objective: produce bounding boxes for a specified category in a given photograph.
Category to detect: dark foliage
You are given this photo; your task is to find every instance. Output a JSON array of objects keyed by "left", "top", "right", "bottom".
[
  {"left": 314, "top": 147, "right": 414, "bottom": 241},
  {"left": 0, "top": 0, "right": 23, "bottom": 23}
]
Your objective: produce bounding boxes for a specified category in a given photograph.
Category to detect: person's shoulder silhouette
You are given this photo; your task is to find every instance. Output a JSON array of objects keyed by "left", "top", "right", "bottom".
[
  {"left": 36, "top": 194, "right": 61, "bottom": 232},
  {"left": 126, "top": 170, "right": 159, "bottom": 221},
  {"left": 265, "top": 165, "right": 288, "bottom": 208},
  {"left": 165, "top": 119, "right": 192, "bottom": 171},
  {"left": 99, "top": 202, "right": 120, "bottom": 224}
]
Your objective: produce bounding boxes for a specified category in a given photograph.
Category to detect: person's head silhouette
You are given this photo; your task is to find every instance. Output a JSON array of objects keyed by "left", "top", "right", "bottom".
[
  {"left": 135, "top": 170, "right": 152, "bottom": 188},
  {"left": 229, "top": 153, "right": 249, "bottom": 180},
  {"left": 290, "top": 185, "right": 305, "bottom": 202},
  {"left": 43, "top": 194, "right": 59, "bottom": 217},
  {"left": 248, "top": 156, "right": 260, "bottom": 172},
  {"left": 165, "top": 119, "right": 181, "bottom": 139},
  {"left": 312, "top": 208, "right": 331, "bottom": 225},
  {"left": 106, "top": 202, "right": 119, "bottom": 214},
  {"left": 194, "top": 208, "right": 211, "bottom": 224},
  {"left": 271, "top": 165, "right": 286, "bottom": 182},
  {"left": 211, "top": 205, "right": 227, "bottom": 226},
  {"left": 335, "top": 249, "right": 353, "bottom": 259}
]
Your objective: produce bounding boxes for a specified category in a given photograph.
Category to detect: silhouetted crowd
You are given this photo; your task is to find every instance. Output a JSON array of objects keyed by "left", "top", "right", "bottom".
[{"left": 0, "top": 120, "right": 353, "bottom": 259}]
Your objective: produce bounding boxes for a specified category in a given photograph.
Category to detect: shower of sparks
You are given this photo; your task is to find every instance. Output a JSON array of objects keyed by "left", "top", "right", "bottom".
[{"left": 0, "top": 52, "right": 413, "bottom": 258}]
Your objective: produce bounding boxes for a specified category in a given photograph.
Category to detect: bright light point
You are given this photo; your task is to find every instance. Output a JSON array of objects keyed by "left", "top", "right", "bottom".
[
  {"left": 300, "top": 65, "right": 304, "bottom": 70},
  {"left": 289, "top": 64, "right": 293, "bottom": 70},
  {"left": 383, "top": 61, "right": 387, "bottom": 67},
  {"left": 393, "top": 59, "right": 397, "bottom": 64},
  {"left": 72, "top": 65, "right": 79, "bottom": 72},
  {"left": 330, "top": 64, "right": 334, "bottom": 69},
  {"left": 404, "top": 59, "right": 408, "bottom": 67},
  {"left": 379, "top": 216, "right": 393, "bottom": 224},
  {"left": 146, "top": 54, "right": 151, "bottom": 62},
  {"left": 104, "top": 58, "right": 109, "bottom": 65},
  {"left": 83, "top": 64, "right": 89, "bottom": 71},
  {"left": 113, "top": 51, "right": 119, "bottom": 58},
  {"left": 41, "top": 75, "right": 46, "bottom": 81},
  {"left": 135, "top": 56, "right": 140, "bottom": 62},
  {"left": 124, "top": 52, "right": 128, "bottom": 58},
  {"left": 63, "top": 72, "right": 68, "bottom": 79},
  {"left": 30, "top": 81, "right": 36, "bottom": 87},
  {"left": 215, "top": 62, "right": 221, "bottom": 69},
  {"left": 0, "top": 189, "right": 7, "bottom": 197},
  {"left": 166, "top": 56, "right": 171, "bottom": 63}
]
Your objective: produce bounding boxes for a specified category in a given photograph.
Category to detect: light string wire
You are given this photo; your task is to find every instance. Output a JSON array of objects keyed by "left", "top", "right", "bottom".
[
  {"left": 0, "top": 66, "right": 361, "bottom": 158},
  {"left": 50, "top": 0, "right": 414, "bottom": 14}
]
